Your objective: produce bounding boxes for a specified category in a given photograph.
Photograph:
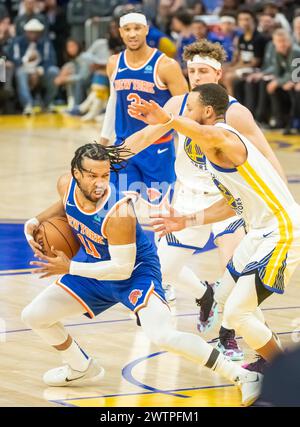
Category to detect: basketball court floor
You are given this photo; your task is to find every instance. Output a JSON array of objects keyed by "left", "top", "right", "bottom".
[{"left": 1, "top": 113, "right": 300, "bottom": 407}]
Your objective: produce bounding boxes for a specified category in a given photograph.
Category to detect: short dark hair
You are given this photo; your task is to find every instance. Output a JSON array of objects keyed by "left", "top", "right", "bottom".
[
  {"left": 172, "top": 8, "right": 193, "bottom": 26},
  {"left": 71, "top": 143, "right": 131, "bottom": 176},
  {"left": 192, "top": 84, "right": 229, "bottom": 116},
  {"left": 237, "top": 7, "right": 257, "bottom": 23}
]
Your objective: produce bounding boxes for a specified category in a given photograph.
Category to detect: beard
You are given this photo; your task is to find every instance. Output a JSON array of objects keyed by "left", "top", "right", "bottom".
[{"left": 77, "top": 181, "right": 107, "bottom": 204}]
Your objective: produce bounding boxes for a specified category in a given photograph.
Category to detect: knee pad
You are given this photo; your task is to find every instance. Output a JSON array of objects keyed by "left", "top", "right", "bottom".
[{"left": 21, "top": 303, "right": 51, "bottom": 330}]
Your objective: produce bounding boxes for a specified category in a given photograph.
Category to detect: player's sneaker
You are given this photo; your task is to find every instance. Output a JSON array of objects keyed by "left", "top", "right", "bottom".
[
  {"left": 196, "top": 282, "right": 218, "bottom": 333},
  {"left": 164, "top": 284, "right": 176, "bottom": 303},
  {"left": 43, "top": 358, "right": 105, "bottom": 387},
  {"left": 236, "top": 371, "right": 263, "bottom": 406},
  {"left": 242, "top": 355, "right": 268, "bottom": 374},
  {"left": 216, "top": 327, "right": 244, "bottom": 361}
]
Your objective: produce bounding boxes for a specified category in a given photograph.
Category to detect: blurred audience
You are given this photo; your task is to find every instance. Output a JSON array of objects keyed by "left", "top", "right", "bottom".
[
  {"left": 8, "top": 18, "right": 58, "bottom": 114},
  {"left": 171, "top": 8, "right": 196, "bottom": 73},
  {"left": 262, "top": 1, "right": 291, "bottom": 33},
  {"left": 15, "top": 0, "right": 48, "bottom": 36}
]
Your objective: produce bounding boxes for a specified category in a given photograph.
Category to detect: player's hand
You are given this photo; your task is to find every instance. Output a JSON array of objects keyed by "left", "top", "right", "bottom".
[
  {"left": 24, "top": 217, "right": 43, "bottom": 253},
  {"left": 128, "top": 99, "right": 172, "bottom": 125},
  {"left": 30, "top": 246, "right": 71, "bottom": 278},
  {"left": 150, "top": 205, "right": 187, "bottom": 238}
]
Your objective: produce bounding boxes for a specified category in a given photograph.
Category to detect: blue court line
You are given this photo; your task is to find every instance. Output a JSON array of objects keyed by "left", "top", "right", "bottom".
[
  {"left": 51, "top": 328, "right": 299, "bottom": 407},
  {"left": 1, "top": 306, "right": 300, "bottom": 336}
]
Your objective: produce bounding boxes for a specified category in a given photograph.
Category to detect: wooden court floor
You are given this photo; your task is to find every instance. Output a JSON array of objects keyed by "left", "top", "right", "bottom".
[{"left": 0, "top": 113, "right": 300, "bottom": 407}]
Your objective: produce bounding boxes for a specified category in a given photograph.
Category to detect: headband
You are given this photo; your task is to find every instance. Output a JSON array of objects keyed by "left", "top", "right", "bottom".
[
  {"left": 120, "top": 13, "right": 147, "bottom": 27},
  {"left": 187, "top": 55, "right": 221, "bottom": 70}
]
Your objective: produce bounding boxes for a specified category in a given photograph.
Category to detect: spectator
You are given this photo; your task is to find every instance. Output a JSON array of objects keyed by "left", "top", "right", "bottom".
[
  {"left": 8, "top": 18, "right": 59, "bottom": 115},
  {"left": 54, "top": 38, "right": 90, "bottom": 108},
  {"left": 264, "top": 29, "right": 300, "bottom": 132},
  {"left": 0, "top": 14, "right": 14, "bottom": 112},
  {"left": 223, "top": 8, "right": 268, "bottom": 96},
  {"left": 262, "top": 1, "right": 291, "bottom": 33},
  {"left": 191, "top": 18, "right": 210, "bottom": 41},
  {"left": 186, "top": 0, "right": 206, "bottom": 15},
  {"left": 171, "top": 8, "right": 196, "bottom": 73},
  {"left": 258, "top": 12, "right": 279, "bottom": 39},
  {"left": 43, "top": 0, "right": 69, "bottom": 67},
  {"left": 15, "top": 0, "right": 48, "bottom": 36},
  {"left": 293, "top": 15, "right": 300, "bottom": 46},
  {"left": 214, "top": 0, "right": 242, "bottom": 16},
  {"left": 147, "top": 24, "right": 177, "bottom": 58},
  {"left": 210, "top": 15, "right": 240, "bottom": 62},
  {"left": 157, "top": 0, "right": 185, "bottom": 33},
  {"left": 107, "top": 18, "right": 125, "bottom": 54}
]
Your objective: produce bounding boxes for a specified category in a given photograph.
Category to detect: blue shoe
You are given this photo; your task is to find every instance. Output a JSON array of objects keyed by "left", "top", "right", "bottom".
[
  {"left": 196, "top": 282, "right": 219, "bottom": 333},
  {"left": 66, "top": 106, "right": 82, "bottom": 116}
]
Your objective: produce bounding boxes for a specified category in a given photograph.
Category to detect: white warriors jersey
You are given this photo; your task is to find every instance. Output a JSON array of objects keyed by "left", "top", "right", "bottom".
[
  {"left": 205, "top": 122, "right": 300, "bottom": 231},
  {"left": 175, "top": 94, "right": 238, "bottom": 203}
]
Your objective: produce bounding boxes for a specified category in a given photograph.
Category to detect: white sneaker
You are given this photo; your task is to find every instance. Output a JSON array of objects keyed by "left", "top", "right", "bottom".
[
  {"left": 237, "top": 371, "right": 263, "bottom": 406},
  {"left": 164, "top": 284, "right": 176, "bottom": 303},
  {"left": 23, "top": 104, "right": 34, "bottom": 115},
  {"left": 43, "top": 358, "right": 105, "bottom": 387}
]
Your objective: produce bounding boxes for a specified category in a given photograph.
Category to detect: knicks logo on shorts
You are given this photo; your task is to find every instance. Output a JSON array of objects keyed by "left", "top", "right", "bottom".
[
  {"left": 184, "top": 137, "right": 207, "bottom": 170},
  {"left": 211, "top": 176, "right": 243, "bottom": 215},
  {"left": 129, "top": 289, "right": 143, "bottom": 306}
]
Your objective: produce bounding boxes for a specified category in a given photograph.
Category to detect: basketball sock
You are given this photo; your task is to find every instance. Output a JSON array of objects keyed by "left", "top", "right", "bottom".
[
  {"left": 179, "top": 266, "right": 207, "bottom": 298},
  {"left": 60, "top": 340, "right": 91, "bottom": 372},
  {"left": 207, "top": 349, "right": 252, "bottom": 383}
]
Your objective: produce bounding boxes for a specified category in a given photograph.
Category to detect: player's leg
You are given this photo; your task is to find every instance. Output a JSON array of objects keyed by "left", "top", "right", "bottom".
[
  {"left": 138, "top": 294, "right": 263, "bottom": 406},
  {"left": 222, "top": 272, "right": 283, "bottom": 365}
]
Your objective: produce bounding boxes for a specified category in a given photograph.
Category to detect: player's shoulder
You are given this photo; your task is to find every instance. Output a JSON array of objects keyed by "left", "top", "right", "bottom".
[
  {"left": 157, "top": 54, "right": 179, "bottom": 69},
  {"left": 57, "top": 173, "right": 72, "bottom": 198}
]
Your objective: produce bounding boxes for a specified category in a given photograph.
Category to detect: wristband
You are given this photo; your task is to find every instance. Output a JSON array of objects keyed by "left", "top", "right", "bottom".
[{"left": 24, "top": 217, "right": 40, "bottom": 242}]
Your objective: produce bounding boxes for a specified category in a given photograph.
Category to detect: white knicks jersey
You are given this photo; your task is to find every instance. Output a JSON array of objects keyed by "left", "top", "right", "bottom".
[
  {"left": 175, "top": 94, "right": 239, "bottom": 202},
  {"left": 205, "top": 122, "right": 300, "bottom": 231}
]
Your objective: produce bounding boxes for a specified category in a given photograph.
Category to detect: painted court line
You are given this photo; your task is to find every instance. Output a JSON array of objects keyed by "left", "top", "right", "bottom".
[{"left": 1, "top": 306, "right": 300, "bottom": 335}]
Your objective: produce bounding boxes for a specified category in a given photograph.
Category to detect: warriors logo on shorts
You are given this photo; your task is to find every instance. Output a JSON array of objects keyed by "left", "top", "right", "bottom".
[
  {"left": 129, "top": 289, "right": 143, "bottom": 306},
  {"left": 184, "top": 137, "right": 207, "bottom": 170}
]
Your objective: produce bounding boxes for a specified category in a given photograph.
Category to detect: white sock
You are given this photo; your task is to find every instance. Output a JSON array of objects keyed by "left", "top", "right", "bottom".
[
  {"left": 179, "top": 266, "right": 207, "bottom": 299},
  {"left": 206, "top": 348, "right": 252, "bottom": 384},
  {"left": 60, "top": 340, "right": 90, "bottom": 372}
]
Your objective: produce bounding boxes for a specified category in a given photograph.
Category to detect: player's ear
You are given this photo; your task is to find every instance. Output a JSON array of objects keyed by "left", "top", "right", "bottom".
[
  {"left": 145, "top": 25, "right": 149, "bottom": 36},
  {"left": 216, "top": 69, "right": 222, "bottom": 82},
  {"left": 73, "top": 168, "right": 80, "bottom": 180}
]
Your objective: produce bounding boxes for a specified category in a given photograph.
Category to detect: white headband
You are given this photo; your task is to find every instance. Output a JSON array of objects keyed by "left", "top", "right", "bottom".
[
  {"left": 220, "top": 16, "right": 236, "bottom": 24},
  {"left": 120, "top": 13, "right": 147, "bottom": 27},
  {"left": 187, "top": 55, "right": 221, "bottom": 70}
]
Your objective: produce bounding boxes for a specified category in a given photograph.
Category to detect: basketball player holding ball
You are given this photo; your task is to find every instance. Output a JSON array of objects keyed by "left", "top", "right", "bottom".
[{"left": 23, "top": 143, "right": 261, "bottom": 406}]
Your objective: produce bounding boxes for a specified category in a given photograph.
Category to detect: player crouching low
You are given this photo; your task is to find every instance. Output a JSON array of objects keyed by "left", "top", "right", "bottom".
[{"left": 23, "top": 143, "right": 261, "bottom": 406}]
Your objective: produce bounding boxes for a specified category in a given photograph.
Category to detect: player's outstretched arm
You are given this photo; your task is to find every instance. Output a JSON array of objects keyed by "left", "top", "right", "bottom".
[
  {"left": 69, "top": 200, "right": 137, "bottom": 281},
  {"left": 226, "top": 103, "right": 287, "bottom": 183},
  {"left": 123, "top": 95, "right": 183, "bottom": 156},
  {"left": 24, "top": 174, "right": 70, "bottom": 252},
  {"left": 150, "top": 198, "right": 236, "bottom": 238}
]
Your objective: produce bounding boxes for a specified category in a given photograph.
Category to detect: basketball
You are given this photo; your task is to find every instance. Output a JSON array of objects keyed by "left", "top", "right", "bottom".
[{"left": 34, "top": 217, "right": 80, "bottom": 259}]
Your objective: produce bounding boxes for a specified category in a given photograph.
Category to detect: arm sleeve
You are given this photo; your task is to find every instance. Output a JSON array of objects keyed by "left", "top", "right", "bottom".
[
  {"left": 100, "top": 78, "right": 117, "bottom": 141},
  {"left": 69, "top": 243, "right": 136, "bottom": 281}
]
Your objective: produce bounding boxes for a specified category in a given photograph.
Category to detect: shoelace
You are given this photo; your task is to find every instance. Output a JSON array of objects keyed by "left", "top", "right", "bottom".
[{"left": 225, "top": 338, "right": 239, "bottom": 350}]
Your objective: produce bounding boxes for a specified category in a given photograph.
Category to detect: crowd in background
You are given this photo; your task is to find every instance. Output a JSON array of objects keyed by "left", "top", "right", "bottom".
[{"left": 1, "top": 0, "right": 300, "bottom": 133}]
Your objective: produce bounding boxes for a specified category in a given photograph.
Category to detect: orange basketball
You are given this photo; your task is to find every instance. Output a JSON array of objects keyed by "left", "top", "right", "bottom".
[{"left": 34, "top": 216, "right": 80, "bottom": 258}]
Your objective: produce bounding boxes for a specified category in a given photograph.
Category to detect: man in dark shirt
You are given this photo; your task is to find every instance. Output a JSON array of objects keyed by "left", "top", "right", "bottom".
[{"left": 223, "top": 8, "right": 268, "bottom": 99}]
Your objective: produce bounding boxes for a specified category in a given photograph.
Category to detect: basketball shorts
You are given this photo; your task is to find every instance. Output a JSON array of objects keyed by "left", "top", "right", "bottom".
[
  {"left": 167, "top": 182, "right": 245, "bottom": 251},
  {"left": 55, "top": 264, "right": 166, "bottom": 319},
  {"left": 227, "top": 223, "right": 300, "bottom": 294},
  {"left": 110, "top": 141, "right": 176, "bottom": 203}
]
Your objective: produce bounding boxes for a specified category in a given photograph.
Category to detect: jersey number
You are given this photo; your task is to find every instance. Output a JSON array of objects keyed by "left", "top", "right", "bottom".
[
  {"left": 77, "top": 234, "right": 101, "bottom": 259},
  {"left": 127, "top": 93, "right": 142, "bottom": 105}
]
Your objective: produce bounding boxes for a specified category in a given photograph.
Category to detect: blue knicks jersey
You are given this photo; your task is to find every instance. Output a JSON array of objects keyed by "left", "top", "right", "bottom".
[
  {"left": 114, "top": 49, "right": 173, "bottom": 144},
  {"left": 64, "top": 178, "right": 161, "bottom": 279}
]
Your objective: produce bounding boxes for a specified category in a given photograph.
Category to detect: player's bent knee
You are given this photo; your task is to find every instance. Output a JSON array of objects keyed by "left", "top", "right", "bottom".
[{"left": 21, "top": 304, "right": 50, "bottom": 330}]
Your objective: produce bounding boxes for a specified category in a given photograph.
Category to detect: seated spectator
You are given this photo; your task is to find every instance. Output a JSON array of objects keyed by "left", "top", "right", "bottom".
[
  {"left": 43, "top": 0, "right": 69, "bottom": 67},
  {"left": 293, "top": 15, "right": 300, "bottom": 46},
  {"left": 257, "top": 12, "right": 279, "bottom": 39},
  {"left": 0, "top": 14, "right": 14, "bottom": 112},
  {"left": 157, "top": 0, "right": 185, "bottom": 33},
  {"left": 171, "top": 8, "right": 196, "bottom": 74},
  {"left": 54, "top": 38, "right": 90, "bottom": 109},
  {"left": 107, "top": 18, "right": 125, "bottom": 54},
  {"left": 214, "top": 0, "right": 242, "bottom": 17},
  {"left": 8, "top": 18, "right": 59, "bottom": 115},
  {"left": 210, "top": 15, "right": 240, "bottom": 62},
  {"left": 223, "top": 8, "right": 268, "bottom": 96},
  {"left": 15, "top": 0, "right": 48, "bottom": 36},
  {"left": 262, "top": 1, "right": 291, "bottom": 33},
  {"left": 264, "top": 29, "right": 300, "bottom": 132},
  {"left": 191, "top": 18, "right": 211, "bottom": 41},
  {"left": 70, "top": 39, "right": 110, "bottom": 121},
  {"left": 186, "top": 0, "right": 207, "bottom": 15}
]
